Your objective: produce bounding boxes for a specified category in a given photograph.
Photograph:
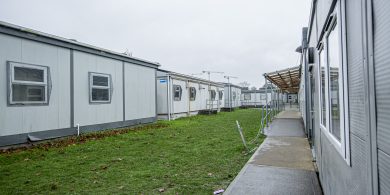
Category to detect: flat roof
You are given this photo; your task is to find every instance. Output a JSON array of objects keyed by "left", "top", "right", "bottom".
[
  {"left": 264, "top": 66, "right": 301, "bottom": 93},
  {"left": 222, "top": 83, "right": 242, "bottom": 89},
  {"left": 157, "top": 69, "right": 224, "bottom": 87},
  {"left": 0, "top": 21, "right": 160, "bottom": 69}
]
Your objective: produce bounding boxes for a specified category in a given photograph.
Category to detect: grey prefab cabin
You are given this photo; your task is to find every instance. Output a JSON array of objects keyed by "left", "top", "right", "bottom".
[
  {"left": 156, "top": 70, "right": 224, "bottom": 120},
  {"left": 0, "top": 21, "right": 159, "bottom": 146},
  {"left": 299, "top": 0, "right": 390, "bottom": 194},
  {"left": 223, "top": 83, "right": 242, "bottom": 109},
  {"left": 240, "top": 89, "right": 271, "bottom": 108}
]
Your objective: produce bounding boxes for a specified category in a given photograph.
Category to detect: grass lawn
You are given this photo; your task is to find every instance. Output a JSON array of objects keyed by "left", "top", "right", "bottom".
[{"left": 0, "top": 109, "right": 265, "bottom": 194}]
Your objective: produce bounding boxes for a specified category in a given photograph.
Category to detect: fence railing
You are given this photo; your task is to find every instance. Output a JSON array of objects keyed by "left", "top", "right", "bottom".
[{"left": 235, "top": 100, "right": 284, "bottom": 153}]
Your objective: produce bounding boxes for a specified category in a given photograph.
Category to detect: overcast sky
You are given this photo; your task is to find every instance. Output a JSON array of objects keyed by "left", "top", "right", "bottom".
[{"left": 0, "top": 0, "right": 311, "bottom": 88}]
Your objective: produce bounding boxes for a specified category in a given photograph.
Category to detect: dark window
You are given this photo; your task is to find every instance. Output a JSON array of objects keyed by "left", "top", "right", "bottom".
[
  {"left": 93, "top": 76, "right": 109, "bottom": 86},
  {"left": 14, "top": 67, "right": 44, "bottom": 82},
  {"left": 173, "top": 85, "right": 182, "bottom": 101},
  {"left": 12, "top": 85, "right": 45, "bottom": 101},
  {"left": 218, "top": 91, "right": 223, "bottom": 100},
  {"left": 244, "top": 94, "right": 251, "bottom": 100},
  {"left": 190, "top": 87, "right": 196, "bottom": 101},
  {"left": 92, "top": 88, "right": 109, "bottom": 101},
  {"left": 210, "top": 90, "right": 216, "bottom": 100}
]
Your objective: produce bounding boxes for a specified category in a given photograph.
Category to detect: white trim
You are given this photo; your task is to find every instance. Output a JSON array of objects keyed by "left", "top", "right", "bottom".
[
  {"left": 316, "top": 0, "right": 350, "bottom": 164},
  {"left": 9, "top": 62, "right": 48, "bottom": 105},
  {"left": 340, "top": 0, "right": 350, "bottom": 166},
  {"left": 89, "top": 72, "right": 111, "bottom": 103}
]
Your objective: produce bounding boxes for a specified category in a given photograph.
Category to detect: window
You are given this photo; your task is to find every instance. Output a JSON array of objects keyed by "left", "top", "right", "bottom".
[
  {"left": 233, "top": 92, "right": 237, "bottom": 100},
  {"left": 189, "top": 87, "right": 196, "bottom": 101},
  {"left": 319, "top": 48, "right": 327, "bottom": 129},
  {"left": 328, "top": 20, "right": 341, "bottom": 141},
  {"left": 244, "top": 93, "right": 251, "bottom": 100},
  {"left": 218, "top": 91, "right": 223, "bottom": 100},
  {"left": 210, "top": 90, "right": 216, "bottom": 100},
  {"left": 173, "top": 85, "right": 182, "bottom": 101},
  {"left": 317, "top": 2, "right": 349, "bottom": 163},
  {"left": 8, "top": 61, "right": 49, "bottom": 105},
  {"left": 89, "top": 72, "right": 111, "bottom": 103}
]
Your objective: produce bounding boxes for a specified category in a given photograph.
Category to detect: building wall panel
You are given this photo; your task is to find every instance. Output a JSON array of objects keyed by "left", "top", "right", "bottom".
[
  {"left": 125, "top": 63, "right": 156, "bottom": 120},
  {"left": 171, "top": 79, "right": 188, "bottom": 114},
  {"left": 346, "top": 0, "right": 367, "bottom": 141},
  {"left": 373, "top": 0, "right": 390, "bottom": 192},
  {"left": 378, "top": 150, "right": 390, "bottom": 194},
  {"left": 320, "top": 133, "right": 367, "bottom": 194},
  {"left": 0, "top": 34, "right": 71, "bottom": 136},
  {"left": 374, "top": 0, "right": 390, "bottom": 160},
  {"left": 156, "top": 77, "right": 168, "bottom": 114},
  {"left": 73, "top": 51, "right": 123, "bottom": 126}
]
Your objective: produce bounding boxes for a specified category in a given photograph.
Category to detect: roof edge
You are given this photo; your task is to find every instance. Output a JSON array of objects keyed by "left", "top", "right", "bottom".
[{"left": 0, "top": 21, "right": 160, "bottom": 69}]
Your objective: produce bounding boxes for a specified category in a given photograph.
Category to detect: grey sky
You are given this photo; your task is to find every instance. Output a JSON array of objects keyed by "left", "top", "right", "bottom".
[{"left": 0, "top": 0, "right": 311, "bottom": 88}]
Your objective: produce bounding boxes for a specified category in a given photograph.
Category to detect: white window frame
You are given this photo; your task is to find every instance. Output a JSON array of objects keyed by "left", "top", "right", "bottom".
[
  {"left": 89, "top": 72, "right": 111, "bottom": 103},
  {"left": 8, "top": 61, "right": 49, "bottom": 105},
  {"left": 317, "top": 1, "right": 350, "bottom": 165}
]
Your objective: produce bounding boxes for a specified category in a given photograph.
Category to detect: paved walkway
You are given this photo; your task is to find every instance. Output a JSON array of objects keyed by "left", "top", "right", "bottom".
[{"left": 224, "top": 109, "right": 322, "bottom": 195}]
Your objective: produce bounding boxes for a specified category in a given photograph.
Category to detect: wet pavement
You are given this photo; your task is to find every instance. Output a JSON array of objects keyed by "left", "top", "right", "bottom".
[{"left": 224, "top": 109, "right": 322, "bottom": 195}]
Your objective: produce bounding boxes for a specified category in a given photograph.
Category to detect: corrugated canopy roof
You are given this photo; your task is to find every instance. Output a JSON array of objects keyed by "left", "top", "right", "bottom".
[{"left": 264, "top": 66, "right": 301, "bottom": 93}]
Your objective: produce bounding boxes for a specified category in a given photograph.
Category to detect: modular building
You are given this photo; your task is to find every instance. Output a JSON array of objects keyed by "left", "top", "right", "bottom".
[
  {"left": 156, "top": 70, "right": 224, "bottom": 120},
  {"left": 223, "top": 83, "right": 242, "bottom": 110},
  {"left": 241, "top": 89, "right": 271, "bottom": 107},
  {"left": 298, "top": 0, "right": 390, "bottom": 194},
  {"left": 0, "top": 21, "right": 159, "bottom": 146}
]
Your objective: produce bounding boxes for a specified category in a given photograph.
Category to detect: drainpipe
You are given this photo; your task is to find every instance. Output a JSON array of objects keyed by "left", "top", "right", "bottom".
[
  {"left": 167, "top": 74, "right": 171, "bottom": 121},
  {"left": 265, "top": 76, "right": 269, "bottom": 127},
  {"left": 76, "top": 124, "right": 80, "bottom": 136},
  {"left": 187, "top": 80, "right": 190, "bottom": 116}
]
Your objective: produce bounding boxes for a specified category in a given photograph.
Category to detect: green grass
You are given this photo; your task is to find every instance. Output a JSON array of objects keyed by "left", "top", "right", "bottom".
[{"left": 0, "top": 109, "right": 265, "bottom": 194}]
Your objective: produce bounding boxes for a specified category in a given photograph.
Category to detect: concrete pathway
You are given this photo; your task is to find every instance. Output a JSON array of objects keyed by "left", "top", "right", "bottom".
[{"left": 224, "top": 110, "right": 322, "bottom": 195}]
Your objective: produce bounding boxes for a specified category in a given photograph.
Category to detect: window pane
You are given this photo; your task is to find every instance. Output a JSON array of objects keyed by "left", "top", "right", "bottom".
[
  {"left": 14, "top": 67, "right": 44, "bottom": 82},
  {"left": 93, "top": 76, "right": 109, "bottom": 86},
  {"left": 92, "top": 88, "right": 109, "bottom": 101},
  {"left": 190, "top": 87, "right": 196, "bottom": 101},
  {"left": 244, "top": 94, "right": 251, "bottom": 100},
  {"left": 173, "top": 85, "right": 181, "bottom": 100},
  {"left": 210, "top": 90, "right": 216, "bottom": 100},
  {"left": 12, "top": 84, "right": 45, "bottom": 102},
  {"left": 328, "top": 22, "right": 341, "bottom": 141},
  {"left": 219, "top": 91, "right": 223, "bottom": 100},
  {"left": 319, "top": 50, "right": 327, "bottom": 128}
]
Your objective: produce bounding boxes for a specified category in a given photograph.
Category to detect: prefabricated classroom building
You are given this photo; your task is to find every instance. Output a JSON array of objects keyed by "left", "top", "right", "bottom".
[
  {"left": 299, "top": 0, "right": 390, "bottom": 194},
  {"left": 240, "top": 89, "right": 271, "bottom": 107},
  {"left": 156, "top": 70, "right": 224, "bottom": 120},
  {"left": 0, "top": 22, "right": 159, "bottom": 146},
  {"left": 223, "top": 83, "right": 242, "bottom": 109}
]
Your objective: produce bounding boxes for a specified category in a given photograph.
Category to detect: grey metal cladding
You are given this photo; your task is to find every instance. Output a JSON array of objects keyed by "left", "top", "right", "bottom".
[
  {"left": 346, "top": 0, "right": 367, "bottom": 141},
  {"left": 319, "top": 133, "right": 367, "bottom": 195},
  {"left": 0, "top": 21, "right": 160, "bottom": 69},
  {"left": 374, "top": 0, "right": 390, "bottom": 156},
  {"left": 349, "top": 134, "right": 368, "bottom": 194},
  {"left": 378, "top": 150, "right": 390, "bottom": 194}
]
